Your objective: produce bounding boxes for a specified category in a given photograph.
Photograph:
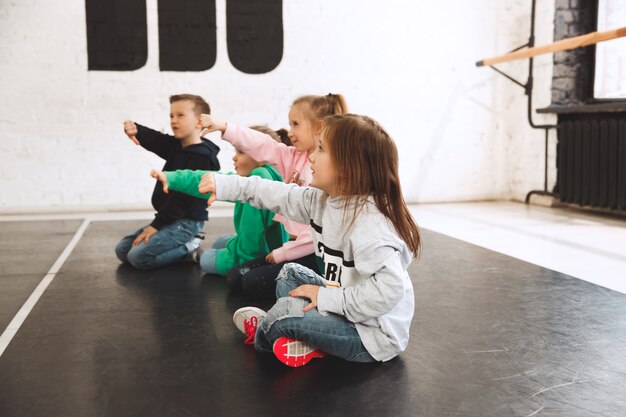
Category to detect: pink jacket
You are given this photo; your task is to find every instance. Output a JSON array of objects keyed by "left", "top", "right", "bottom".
[{"left": 222, "top": 123, "right": 314, "bottom": 263}]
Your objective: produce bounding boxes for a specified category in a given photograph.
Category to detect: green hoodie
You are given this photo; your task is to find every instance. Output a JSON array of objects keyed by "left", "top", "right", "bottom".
[{"left": 164, "top": 167, "right": 289, "bottom": 275}]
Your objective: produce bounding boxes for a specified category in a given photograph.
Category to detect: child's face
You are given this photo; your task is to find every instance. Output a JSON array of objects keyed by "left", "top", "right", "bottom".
[
  {"left": 232, "top": 149, "right": 260, "bottom": 177},
  {"left": 170, "top": 100, "right": 201, "bottom": 140},
  {"left": 288, "top": 104, "right": 317, "bottom": 154},
  {"left": 309, "top": 135, "right": 338, "bottom": 197}
]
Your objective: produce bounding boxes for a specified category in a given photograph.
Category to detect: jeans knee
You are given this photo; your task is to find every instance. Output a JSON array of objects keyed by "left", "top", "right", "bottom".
[
  {"left": 260, "top": 296, "right": 306, "bottom": 333},
  {"left": 275, "top": 263, "right": 322, "bottom": 296},
  {"left": 276, "top": 262, "right": 295, "bottom": 277},
  {"left": 115, "top": 246, "right": 127, "bottom": 263},
  {"left": 126, "top": 247, "right": 154, "bottom": 270},
  {"left": 115, "top": 241, "right": 130, "bottom": 263},
  {"left": 276, "top": 263, "right": 309, "bottom": 286},
  {"left": 199, "top": 249, "right": 218, "bottom": 274}
]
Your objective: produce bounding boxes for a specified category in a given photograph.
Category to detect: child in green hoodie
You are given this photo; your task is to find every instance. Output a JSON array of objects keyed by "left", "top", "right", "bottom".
[{"left": 151, "top": 126, "right": 289, "bottom": 277}]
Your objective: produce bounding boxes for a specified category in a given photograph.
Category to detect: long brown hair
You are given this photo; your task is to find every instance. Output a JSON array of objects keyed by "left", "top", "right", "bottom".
[{"left": 323, "top": 114, "right": 421, "bottom": 258}]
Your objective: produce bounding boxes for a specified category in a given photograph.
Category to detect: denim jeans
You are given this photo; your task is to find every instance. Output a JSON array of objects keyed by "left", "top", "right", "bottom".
[
  {"left": 115, "top": 219, "right": 204, "bottom": 270},
  {"left": 225, "top": 253, "right": 321, "bottom": 299},
  {"left": 254, "top": 263, "right": 376, "bottom": 363},
  {"left": 199, "top": 234, "right": 232, "bottom": 275}
]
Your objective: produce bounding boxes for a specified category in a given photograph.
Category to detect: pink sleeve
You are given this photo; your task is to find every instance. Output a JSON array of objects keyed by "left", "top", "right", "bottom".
[
  {"left": 271, "top": 227, "right": 315, "bottom": 263},
  {"left": 222, "top": 123, "right": 298, "bottom": 181}
]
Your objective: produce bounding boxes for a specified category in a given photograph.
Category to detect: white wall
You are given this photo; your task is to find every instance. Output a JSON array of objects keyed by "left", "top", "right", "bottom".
[
  {"left": 494, "top": 0, "right": 558, "bottom": 201},
  {"left": 594, "top": 0, "right": 626, "bottom": 98},
  {"left": 0, "top": 0, "right": 557, "bottom": 212}
]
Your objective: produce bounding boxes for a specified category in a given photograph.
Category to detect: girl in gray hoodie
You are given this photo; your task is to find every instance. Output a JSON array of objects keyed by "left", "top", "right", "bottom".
[{"left": 163, "top": 114, "right": 421, "bottom": 367}]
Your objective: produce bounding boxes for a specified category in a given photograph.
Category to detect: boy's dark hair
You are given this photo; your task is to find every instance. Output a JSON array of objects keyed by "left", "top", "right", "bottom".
[{"left": 169, "top": 94, "right": 211, "bottom": 116}]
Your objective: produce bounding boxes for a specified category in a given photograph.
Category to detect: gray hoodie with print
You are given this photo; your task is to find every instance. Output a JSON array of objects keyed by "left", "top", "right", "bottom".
[{"left": 215, "top": 173, "right": 415, "bottom": 361}]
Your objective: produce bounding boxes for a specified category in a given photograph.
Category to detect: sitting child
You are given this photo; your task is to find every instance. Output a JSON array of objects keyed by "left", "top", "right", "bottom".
[
  {"left": 198, "top": 94, "right": 348, "bottom": 299},
  {"left": 115, "top": 94, "right": 220, "bottom": 270},
  {"left": 182, "top": 114, "right": 421, "bottom": 368},
  {"left": 151, "top": 126, "right": 289, "bottom": 277}
]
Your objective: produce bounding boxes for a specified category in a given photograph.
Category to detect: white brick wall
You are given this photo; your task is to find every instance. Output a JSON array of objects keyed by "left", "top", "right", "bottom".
[{"left": 0, "top": 0, "right": 556, "bottom": 212}]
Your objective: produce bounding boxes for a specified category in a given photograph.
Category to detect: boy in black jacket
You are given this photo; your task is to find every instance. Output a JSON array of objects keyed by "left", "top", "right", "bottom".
[{"left": 115, "top": 94, "right": 221, "bottom": 269}]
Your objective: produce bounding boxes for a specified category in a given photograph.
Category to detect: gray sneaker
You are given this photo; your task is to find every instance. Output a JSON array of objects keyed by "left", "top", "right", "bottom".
[
  {"left": 189, "top": 246, "right": 204, "bottom": 263},
  {"left": 184, "top": 232, "right": 205, "bottom": 262}
]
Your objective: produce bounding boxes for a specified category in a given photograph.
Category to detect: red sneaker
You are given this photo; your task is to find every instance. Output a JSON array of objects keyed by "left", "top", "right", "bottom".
[
  {"left": 272, "top": 336, "right": 326, "bottom": 367},
  {"left": 233, "top": 307, "right": 267, "bottom": 345}
]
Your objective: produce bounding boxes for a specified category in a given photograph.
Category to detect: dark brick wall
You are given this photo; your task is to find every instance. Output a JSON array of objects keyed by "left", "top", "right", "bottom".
[{"left": 551, "top": 0, "right": 597, "bottom": 105}]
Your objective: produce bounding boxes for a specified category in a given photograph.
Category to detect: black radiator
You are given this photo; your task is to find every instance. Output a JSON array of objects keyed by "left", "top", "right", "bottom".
[{"left": 557, "top": 113, "right": 626, "bottom": 211}]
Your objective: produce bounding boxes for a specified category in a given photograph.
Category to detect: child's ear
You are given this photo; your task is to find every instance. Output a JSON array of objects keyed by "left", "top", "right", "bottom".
[{"left": 313, "top": 120, "right": 325, "bottom": 135}]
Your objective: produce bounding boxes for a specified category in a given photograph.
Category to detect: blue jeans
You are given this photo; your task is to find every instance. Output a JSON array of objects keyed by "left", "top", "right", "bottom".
[
  {"left": 115, "top": 219, "right": 204, "bottom": 270},
  {"left": 254, "top": 263, "right": 376, "bottom": 363},
  {"left": 225, "top": 253, "right": 322, "bottom": 299},
  {"left": 199, "top": 234, "right": 232, "bottom": 274}
]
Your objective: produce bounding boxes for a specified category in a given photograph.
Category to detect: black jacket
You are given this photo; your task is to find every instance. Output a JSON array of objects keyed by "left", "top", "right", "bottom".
[{"left": 136, "top": 124, "right": 221, "bottom": 229}]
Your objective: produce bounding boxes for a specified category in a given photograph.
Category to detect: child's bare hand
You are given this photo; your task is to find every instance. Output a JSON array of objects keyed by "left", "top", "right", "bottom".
[
  {"left": 200, "top": 114, "right": 227, "bottom": 136},
  {"left": 288, "top": 284, "right": 320, "bottom": 312},
  {"left": 132, "top": 226, "right": 158, "bottom": 246},
  {"left": 265, "top": 252, "right": 276, "bottom": 264},
  {"left": 150, "top": 169, "right": 169, "bottom": 193},
  {"left": 123, "top": 120, "right": 139, "bottom": 145},
  {"left": 198, "top": 172, "right": 217, "bottom": 206}
]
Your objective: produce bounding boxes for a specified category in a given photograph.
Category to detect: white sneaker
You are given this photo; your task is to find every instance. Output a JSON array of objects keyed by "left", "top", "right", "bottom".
[
  {"left": 233, "top": 307, "right": 267, "bottom": 345},
  {"left": 185, "top": 232, "right": 205, "bottom": 253}
]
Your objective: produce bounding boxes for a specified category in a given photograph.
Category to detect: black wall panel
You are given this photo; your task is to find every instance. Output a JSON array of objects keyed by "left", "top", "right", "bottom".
[
  {"left": 226, "top": 0, "right": 283, "bottom": 74},
  {"left": 157, "top": 0, "right": 217, "bottom": 71},
  {"left": 86, "top": 0, "right": 148, "bottom": 71}
]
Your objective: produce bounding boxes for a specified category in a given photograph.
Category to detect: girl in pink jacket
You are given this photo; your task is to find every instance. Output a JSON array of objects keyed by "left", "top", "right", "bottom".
[{"left": 200, "top": 93, "right": 348, "bottom": 298}]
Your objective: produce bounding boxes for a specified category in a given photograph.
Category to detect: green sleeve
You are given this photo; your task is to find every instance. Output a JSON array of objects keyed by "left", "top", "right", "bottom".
[
  {"left": 231, "top": 169, "right": 279, "bottom": 265},
  {"left": 164, "top": 170, "right": 212, "bottom": 200},
  {"left": 215, "top": 203, "right": 271, "bottom": 275},
  {"left": 214, "top": 168, "right": 276, "bottom": 275}
]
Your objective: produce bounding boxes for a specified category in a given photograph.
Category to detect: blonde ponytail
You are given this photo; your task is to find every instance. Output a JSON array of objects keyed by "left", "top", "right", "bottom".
[{"left": 293, "top": 93, "right": 349, "bottom": 124}]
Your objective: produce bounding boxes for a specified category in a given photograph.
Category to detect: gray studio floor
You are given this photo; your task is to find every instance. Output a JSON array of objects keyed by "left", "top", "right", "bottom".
[{"left": 1, "top": 212, "right": 626, "bottom": 417}]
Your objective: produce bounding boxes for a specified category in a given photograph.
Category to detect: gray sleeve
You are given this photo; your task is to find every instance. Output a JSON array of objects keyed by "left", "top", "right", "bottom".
[
  {"left": 215, "top": 173, "right": 318, "bottom": 224},
  {"left": 317, "top": 247, "right": 406, "bottom": 323}
]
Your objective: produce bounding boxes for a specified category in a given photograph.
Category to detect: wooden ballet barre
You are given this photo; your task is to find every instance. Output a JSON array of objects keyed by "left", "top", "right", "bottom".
[{"left": 476, "top": 26, "right": 626, "bottom": 67}]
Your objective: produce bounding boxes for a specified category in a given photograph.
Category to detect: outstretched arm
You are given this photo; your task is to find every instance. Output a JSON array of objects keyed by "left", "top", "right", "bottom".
[
  {"left": 199, "top": 172, "right": 319, "bottom": 224},
  {"left": 126, "top": 123, "right": 177, "bottom": 160},
  {"left": 151, "top": 169, "right": 213, "bottom": 199},
  {"left": 147, "top": 168, "right": 210, "bottom": 230},
  {"left": 200, "top": 114, "right": 298, "bottom": 180}
]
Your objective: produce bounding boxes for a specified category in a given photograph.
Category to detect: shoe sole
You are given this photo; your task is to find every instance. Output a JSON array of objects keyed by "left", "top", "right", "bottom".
[
  {"left": 233, "top": 306, "right": 267, "bottom": 334},
  {"left": 272, "top": 337, "right": 326, "bottom": 367}
]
